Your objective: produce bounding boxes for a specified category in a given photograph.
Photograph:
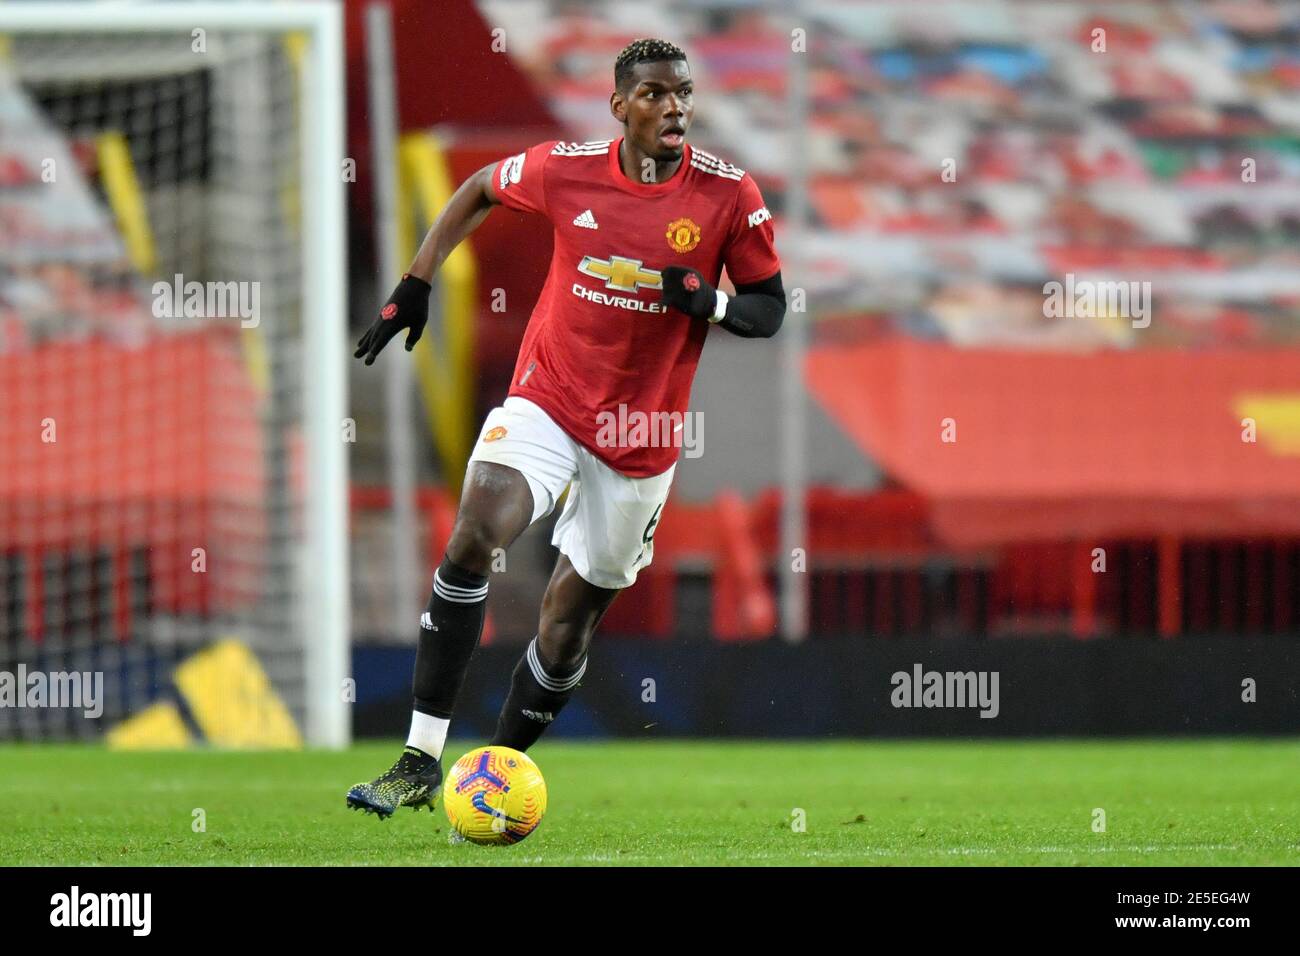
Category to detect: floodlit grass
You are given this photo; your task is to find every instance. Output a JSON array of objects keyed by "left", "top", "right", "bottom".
[{"left": 1, "top": 739, "right": 1297, "bottom": 865}]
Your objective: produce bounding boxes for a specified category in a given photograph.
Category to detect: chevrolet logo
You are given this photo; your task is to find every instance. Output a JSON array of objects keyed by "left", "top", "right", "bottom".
[{"left": 577, "top": 255, "right": 662, "bottom": 293}]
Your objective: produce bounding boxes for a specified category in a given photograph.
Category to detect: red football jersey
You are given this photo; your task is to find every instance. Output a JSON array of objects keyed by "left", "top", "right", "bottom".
[{"left": 491, "top": 137, "right": 780, "bottom": 477}]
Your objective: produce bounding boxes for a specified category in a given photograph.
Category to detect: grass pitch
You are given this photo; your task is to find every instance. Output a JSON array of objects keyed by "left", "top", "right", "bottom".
[{"left": 1, "top": 739, "right": 1297, "bottom": 866}]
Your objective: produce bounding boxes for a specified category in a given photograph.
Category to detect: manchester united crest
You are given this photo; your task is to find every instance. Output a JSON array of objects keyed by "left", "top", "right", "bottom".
[{"left": 665, "top": 217, "right": 702, "bottom": 253}]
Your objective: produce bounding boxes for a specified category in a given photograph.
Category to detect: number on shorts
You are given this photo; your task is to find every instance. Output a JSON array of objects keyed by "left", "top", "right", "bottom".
[{"left": 642, "top": 503, "right": 664, "bottom": 545}]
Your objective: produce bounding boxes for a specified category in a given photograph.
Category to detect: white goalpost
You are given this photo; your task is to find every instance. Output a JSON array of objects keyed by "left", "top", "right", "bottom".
[{"left": 0, "top": 3, "right": 349, "bottom": 747}]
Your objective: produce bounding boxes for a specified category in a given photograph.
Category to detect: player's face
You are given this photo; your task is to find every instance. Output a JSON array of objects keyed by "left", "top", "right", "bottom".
[{"left": 613, "top": 60, "right": 694, "bottom": 163}]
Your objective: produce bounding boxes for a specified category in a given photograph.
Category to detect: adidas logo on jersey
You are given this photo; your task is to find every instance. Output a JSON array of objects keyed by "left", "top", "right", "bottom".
[{"left": 573, "top": 209, "right": 599, "bottom": 229}]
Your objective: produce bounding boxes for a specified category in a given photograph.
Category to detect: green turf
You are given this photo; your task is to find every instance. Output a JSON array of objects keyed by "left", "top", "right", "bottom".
[{"left": 1, "top": 739, "right": 1297, "bottom": 866}]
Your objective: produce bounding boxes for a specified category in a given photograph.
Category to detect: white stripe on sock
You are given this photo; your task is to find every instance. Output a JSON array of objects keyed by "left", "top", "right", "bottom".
[
  {"left": 433, "top": 586, "right": 487, "bottom": 604},
  {"left": 526, "top": 638, "right": 586, "bottom": 693},
  {"left": 433, "top": 569, "right": 489, "bottom": 595},
  {"left": 433, "top": 569, "right": 488, "bottom": 604}
]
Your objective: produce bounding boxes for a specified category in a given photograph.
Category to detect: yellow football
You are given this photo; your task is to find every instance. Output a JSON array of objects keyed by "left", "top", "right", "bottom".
[{"left": 442, "top": 746, "right": 547, "bottom": 845}]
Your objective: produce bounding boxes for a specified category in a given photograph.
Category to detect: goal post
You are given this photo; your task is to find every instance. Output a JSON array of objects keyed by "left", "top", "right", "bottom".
[{"left": 0, "top": 3, "right": 349, "bottom": 748}]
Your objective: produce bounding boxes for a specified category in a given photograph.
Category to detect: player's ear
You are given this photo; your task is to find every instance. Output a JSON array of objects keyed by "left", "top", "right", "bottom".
[{"left": 610, "top": 89, "right": 627, "bottom": 124}]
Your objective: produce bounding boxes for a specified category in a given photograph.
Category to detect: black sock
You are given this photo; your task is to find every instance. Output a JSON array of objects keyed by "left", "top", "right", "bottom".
[
  {"left": 490, "top": 637, "right": 586, "bottom": 752},
  {"left": 412, "top": 557, "right": 489, "bottom": 719}
]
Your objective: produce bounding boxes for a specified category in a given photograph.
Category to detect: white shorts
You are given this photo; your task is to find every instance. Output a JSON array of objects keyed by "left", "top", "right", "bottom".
[{"left": 467, "top": 396, "right": 676, "bottom": 589}]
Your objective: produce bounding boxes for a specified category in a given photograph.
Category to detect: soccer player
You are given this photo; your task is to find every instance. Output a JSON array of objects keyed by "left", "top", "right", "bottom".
[{"left": 347, "top": 38, "right": 784, "bottom": 817}]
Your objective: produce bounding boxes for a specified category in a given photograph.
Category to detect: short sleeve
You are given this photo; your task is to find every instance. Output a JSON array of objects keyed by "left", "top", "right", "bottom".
[
  {"left": 723, "top": 173, "right": 781, "bottom": 286},
  {"left": 492, "top": 141, "right": 557, "bottom": 218}
]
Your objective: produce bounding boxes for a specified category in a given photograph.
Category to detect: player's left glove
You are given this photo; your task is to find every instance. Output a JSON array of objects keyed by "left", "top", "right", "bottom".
[
  {"left": 354, "top": 273, "right": 431, "bottom": 366},
  {"left": 660, "top": 265, "right": 726, "bottom": 323}
]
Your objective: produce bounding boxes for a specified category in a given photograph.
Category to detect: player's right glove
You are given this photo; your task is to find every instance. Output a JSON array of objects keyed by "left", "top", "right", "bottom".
[
  {"left": 354, "top": 273, "right": 431, "bottom": 366},
  {"left": 659, "top": 265, "right": 722, "bottom": 322}
]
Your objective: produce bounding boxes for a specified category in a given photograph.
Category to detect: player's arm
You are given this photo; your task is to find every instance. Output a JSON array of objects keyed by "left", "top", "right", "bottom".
[
  {"left": 407, "top": 163, "right": 501, "bottom": 283},
  {"left": 354, "top": 163, "right": 501, "bottom": 365},
  {"left": 660, "top": 266, "right": 785, "bottom": 338}
]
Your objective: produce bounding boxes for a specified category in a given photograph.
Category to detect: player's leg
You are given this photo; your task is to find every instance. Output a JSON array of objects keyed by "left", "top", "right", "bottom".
[
  {"left": 348, "top": 397, "right": 577, "bottom": 819},
  {"left": 491, "top": 448, "right": 676, "bottom": 750},
  {"left": 408, "top": 462, "right": 534, "bottom": 744},
  {"left": 347, "top": 462, "right": 534, "bottom": 819},
  {"left": 490, "top": 554, "right": 619, "bottom": 750}
]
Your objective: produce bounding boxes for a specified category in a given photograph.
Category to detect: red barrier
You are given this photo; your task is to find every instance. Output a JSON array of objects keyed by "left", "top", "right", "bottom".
[
  {"left": 712, "top": 490, "right": 776, "bottom": 640},
  {"left": 351, "top": 484, "right": 1300, "bottom": 639},
  {"left": 806, "top": 337, "right": 1300, "bottom": 543}
]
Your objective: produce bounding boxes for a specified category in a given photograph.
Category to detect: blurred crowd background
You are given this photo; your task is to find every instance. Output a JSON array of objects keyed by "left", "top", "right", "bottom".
[{"left": 485, "top": 0, "right": 1300, "bottom": 349}]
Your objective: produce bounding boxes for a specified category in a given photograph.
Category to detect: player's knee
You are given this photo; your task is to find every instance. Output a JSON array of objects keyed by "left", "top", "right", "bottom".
[
  {"left": 537, "top": 599, "right": 607, "bottom": 669},
  {"left": 445, "top": 516, "right": 505, "bottom": 575},
  {"left": 535, "top": 627, "right": 589, "bottom": 674}
]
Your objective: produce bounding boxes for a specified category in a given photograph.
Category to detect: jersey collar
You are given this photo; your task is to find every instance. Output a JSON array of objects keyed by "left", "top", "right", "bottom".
[{"left": 606, "top": 137, "right": 691, "bottom": 195}]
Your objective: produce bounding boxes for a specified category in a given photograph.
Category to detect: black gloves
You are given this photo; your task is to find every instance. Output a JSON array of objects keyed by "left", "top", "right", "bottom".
[
  {"left": 662, "top": 267, "right": 788, "bottom": 338},
  {"left": 659, "top": 265, "right": 718, "bottom": 321},
  {"left": 354, "top": 273, "right": 431, "bottom": 366}
]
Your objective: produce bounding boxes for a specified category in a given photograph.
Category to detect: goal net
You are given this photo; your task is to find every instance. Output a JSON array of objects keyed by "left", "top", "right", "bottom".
[{"left": 0, "top": 5, "right": 347, "bottom": 747}]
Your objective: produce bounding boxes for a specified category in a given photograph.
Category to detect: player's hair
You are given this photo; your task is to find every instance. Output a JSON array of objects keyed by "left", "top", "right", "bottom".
[{"left": 614, "top": 38, "right": 688, "bottom": 92}]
